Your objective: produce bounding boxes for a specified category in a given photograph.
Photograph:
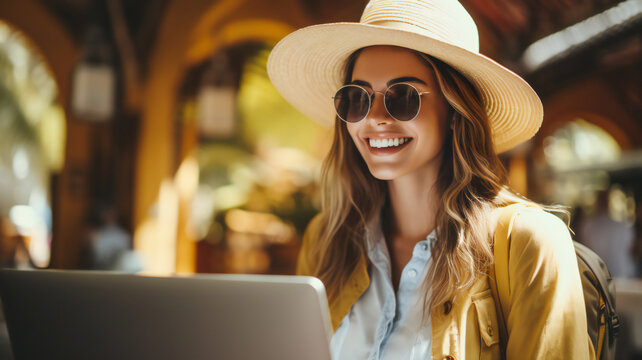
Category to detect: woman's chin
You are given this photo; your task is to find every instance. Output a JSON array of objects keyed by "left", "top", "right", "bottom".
[{"left": 367, "top": 166, "right": 408, "bottom": 181}]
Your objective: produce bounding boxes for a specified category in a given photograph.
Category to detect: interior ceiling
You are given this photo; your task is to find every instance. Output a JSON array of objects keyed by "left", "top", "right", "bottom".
[
  {"left": 37, "top": 0, "right": 639, "bottom": 107},
  {"left": 38, "top": 0, "right": 624, "bottom": 59},
  {"left": 38, "top": 0, "right": 168, "bottom": 68}
]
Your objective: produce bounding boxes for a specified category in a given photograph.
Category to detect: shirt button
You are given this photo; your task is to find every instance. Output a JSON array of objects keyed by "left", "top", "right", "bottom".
[
  {"left": 408, "top": 269, "right": 417, "bottom": 278},
  {"left": 420, "top": 242, "right": 428, "bottom": 251}
]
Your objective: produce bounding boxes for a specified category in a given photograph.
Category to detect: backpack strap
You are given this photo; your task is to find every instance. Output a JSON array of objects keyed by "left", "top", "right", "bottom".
[
  {"left": 489, "top": 203, "right": 534, "bottom": 359},
  {"left": 574, "top": 242, "right": 621, "bottom": 345},
  {"left": 574, "top": 243, "right": 616, "bottom": 316}
]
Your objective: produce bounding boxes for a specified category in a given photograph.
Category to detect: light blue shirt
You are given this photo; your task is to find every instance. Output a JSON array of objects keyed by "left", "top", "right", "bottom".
[{"left": 329, "top": 216, "right": 436, "bottom": 360}]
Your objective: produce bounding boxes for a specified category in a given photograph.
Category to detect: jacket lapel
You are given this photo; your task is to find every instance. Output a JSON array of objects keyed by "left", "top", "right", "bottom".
[{"left": 329, "top": 253, "right": 370, "bottom": 332}]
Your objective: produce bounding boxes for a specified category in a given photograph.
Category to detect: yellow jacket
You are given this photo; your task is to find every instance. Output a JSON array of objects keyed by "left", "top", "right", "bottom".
[{"left": 297, "top": 204, "right": 595, "bottom": 360}]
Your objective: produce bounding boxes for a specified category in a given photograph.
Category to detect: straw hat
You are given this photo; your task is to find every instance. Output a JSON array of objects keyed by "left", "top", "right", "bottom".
[{"left": 267, "top": 0, "right": 543, "bottom": 153}]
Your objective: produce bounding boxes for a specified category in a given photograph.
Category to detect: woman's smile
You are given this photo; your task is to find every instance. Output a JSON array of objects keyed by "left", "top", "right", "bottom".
[{"left": 365, "top": 136, "right": 414, "bottom": 155}]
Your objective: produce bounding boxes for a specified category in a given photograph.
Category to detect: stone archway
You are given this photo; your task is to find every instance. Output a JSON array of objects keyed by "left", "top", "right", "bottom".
[
  {"left": 0, "top": 0, "right": 77, "bottom": 107},
  {"left": 0, "top": 0, "right": 85, "bottom": 268},
  {"left": 535, "top": 77, "right": 639, "bottom": 159},
  {"left": 135, "top": 0, "right": 308, "bottom": 273}
]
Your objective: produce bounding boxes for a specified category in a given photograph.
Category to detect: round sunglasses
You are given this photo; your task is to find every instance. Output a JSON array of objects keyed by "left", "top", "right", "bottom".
[{"left": 332, "top": 83, "right": 430, "bottom": 123}]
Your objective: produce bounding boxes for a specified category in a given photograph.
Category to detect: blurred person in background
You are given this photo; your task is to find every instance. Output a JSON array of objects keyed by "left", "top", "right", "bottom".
[
  {"left": 633, "top": 201, "right": 642, "bottom": 277},
  {"left": 86, "top": 204, "right": 142, "bottom": 272},
  {"left": 0, "top": 216, "right": 35, "bottom": 269},
  {"left": 578, "top": 189, "right": 636, "bottom": 278}
]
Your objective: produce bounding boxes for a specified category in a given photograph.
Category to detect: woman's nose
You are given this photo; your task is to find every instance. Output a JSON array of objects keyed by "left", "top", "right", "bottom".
[{"left": 365, "top": 92, "right": 392, "bottom": 124}]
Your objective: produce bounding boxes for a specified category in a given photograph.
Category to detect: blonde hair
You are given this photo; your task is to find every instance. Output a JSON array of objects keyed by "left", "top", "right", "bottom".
[{"left": 307, "top": 47, "right": 569, "bottom": 317}]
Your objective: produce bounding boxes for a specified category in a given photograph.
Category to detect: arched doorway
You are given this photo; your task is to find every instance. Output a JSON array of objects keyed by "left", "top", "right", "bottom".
[
  {"left": 172, "top": 40, "right": 329, "bottom": 275},
  {"left": 133, "top": 0, "right": 327, "bottom": 274},
  {"left": 535, "top": 117, "right": 623, "bottom": 206},
  {"left": 0, "top": 21, "right": 67, "bottom": 268},
  {"left": 534, "top": 116, "right": 638, "bottom": 278}
]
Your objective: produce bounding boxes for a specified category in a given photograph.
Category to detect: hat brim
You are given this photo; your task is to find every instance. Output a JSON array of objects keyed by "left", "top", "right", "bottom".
[{"left": 267, "top": 22, "right": 542, "bottom": 154}]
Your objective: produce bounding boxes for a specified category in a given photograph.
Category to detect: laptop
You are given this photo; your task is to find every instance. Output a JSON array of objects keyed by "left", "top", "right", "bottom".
[{"left": 0, "top": 269, "right": 332, "bottom": 360}]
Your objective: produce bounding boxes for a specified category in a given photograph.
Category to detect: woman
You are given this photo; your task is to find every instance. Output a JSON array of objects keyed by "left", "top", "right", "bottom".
[{"left": 267, "top": 1, "right": 594, "bottom": 359}]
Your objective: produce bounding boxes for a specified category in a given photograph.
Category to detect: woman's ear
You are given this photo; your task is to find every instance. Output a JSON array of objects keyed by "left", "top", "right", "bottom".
[{"left": 447, "top": 106, "right": 456, "bottom": 130}]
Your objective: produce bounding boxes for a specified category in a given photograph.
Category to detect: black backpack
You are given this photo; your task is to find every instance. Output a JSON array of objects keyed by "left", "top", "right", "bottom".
[{"left": 575, "top": 241, "right": 620, "bottom": 360}]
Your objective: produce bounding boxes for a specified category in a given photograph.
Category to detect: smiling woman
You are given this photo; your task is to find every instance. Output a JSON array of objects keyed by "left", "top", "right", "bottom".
[
  {"left": 317, "top": 42, "right": 508, "bottom": 320},
  {"left": 266, "top": 0, "right": 595, "bottom": 359}
]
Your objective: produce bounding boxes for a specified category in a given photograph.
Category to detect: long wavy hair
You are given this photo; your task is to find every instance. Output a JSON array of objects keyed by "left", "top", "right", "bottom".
[{"left": 307, "top": 46, "right": 569, "bottom": 317}]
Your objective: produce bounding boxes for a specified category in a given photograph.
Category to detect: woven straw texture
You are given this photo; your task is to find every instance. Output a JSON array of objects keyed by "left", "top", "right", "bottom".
[{"left": 267, "top": 0, "right": 542, "bottom": 154}]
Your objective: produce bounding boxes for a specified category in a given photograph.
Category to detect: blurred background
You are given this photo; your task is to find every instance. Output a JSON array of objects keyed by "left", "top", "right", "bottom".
[{"left": 0, "top": 0, "right": 640, "bottom": 358}]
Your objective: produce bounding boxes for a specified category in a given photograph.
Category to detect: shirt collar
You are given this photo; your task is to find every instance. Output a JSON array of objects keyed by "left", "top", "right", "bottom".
[{"left": 365, "top": 203, "right": 439, "bottom": 254}]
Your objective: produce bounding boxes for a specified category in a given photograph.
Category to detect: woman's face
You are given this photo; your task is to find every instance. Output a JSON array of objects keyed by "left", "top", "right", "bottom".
[{"left": 346, "top": 46, "right": 451, "bottom": 181}]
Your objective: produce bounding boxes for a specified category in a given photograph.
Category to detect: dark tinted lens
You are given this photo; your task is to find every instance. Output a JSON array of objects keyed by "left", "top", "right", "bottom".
[
  {"left": 385, "top": 83, "right": 420, "bottom": 121},
  {"left": 333, "top": 86, "right": 370, "bottom": 122}
]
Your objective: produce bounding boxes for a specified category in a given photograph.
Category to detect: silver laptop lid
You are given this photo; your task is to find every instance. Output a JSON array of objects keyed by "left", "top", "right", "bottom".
[{"left": 0, "top": 269, "right": 332, "bottom": 360}]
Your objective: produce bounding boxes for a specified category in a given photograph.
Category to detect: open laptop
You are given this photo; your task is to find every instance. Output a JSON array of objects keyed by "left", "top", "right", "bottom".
[{"left": 0, "top": 269, "right": 332, "bottom": 360}]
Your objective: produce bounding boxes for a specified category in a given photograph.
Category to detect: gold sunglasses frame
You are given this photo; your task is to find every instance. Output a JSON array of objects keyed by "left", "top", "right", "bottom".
[{"left": 331, "top": 83, "right": 430, "bottom": 123}]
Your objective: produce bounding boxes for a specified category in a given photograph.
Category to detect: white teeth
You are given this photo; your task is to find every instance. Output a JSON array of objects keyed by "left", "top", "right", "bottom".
[{"left": 368, "top": 137, "right": 412, "bottom": 148}]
